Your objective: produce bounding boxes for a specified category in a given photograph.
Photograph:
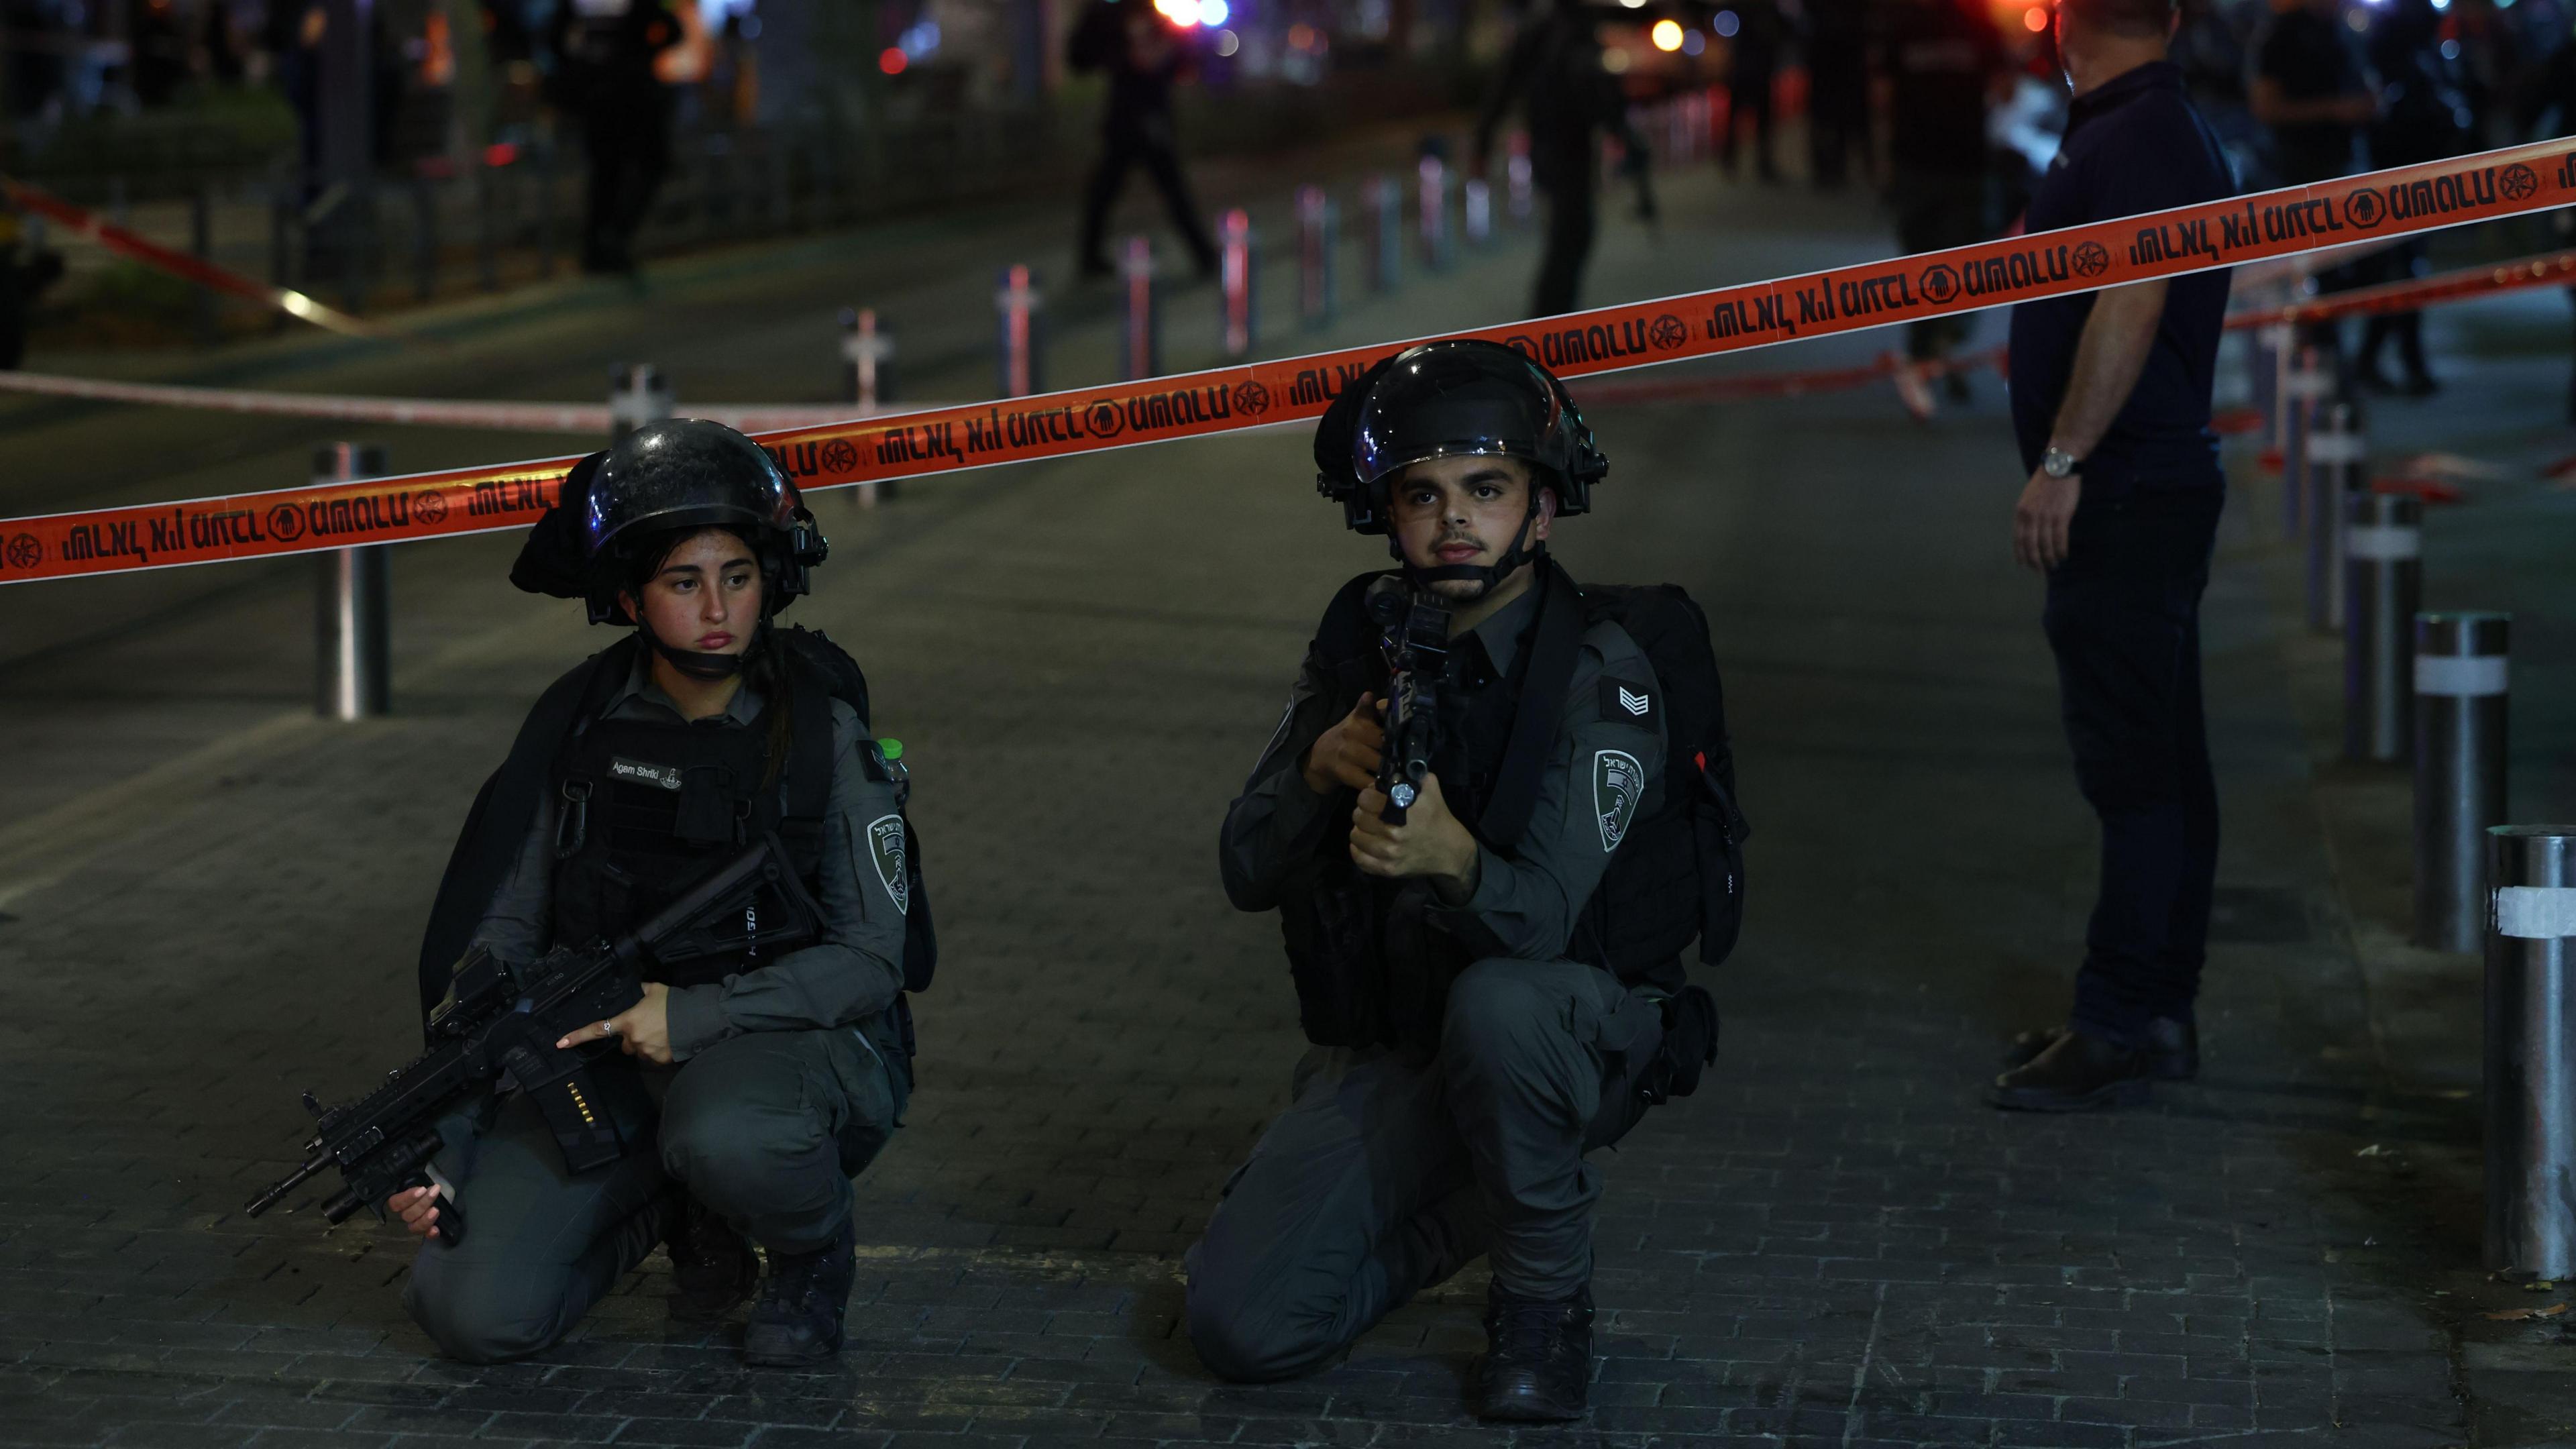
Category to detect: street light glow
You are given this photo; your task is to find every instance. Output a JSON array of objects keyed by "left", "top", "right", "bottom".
[{"left": 1650, "top": 19, "right": 1684, "bottom": 50}]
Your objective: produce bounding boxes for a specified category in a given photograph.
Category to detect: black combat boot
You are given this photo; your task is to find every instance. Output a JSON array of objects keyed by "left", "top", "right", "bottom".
[
  {"left": 663, "top": 1193, "right": 759, "bottom": 1325},
  {"left": 1474, "top": 1282, "right": 1593, "bottom": 1423},
  {"left": 1987, "top": 1028, "right": 2151, "bottom": 1112},
  {"left": 2003, "top": 1017, "right": 2198, "bottom": 1081},
  {"left": 742, "top": 1219, "right": 857, "bottom": 1368}
]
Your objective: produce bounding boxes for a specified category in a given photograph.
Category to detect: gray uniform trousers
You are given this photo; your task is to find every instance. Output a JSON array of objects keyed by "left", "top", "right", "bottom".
[
  {"left": 1185, "top": 955, "right": 1664, "bottom": 1383},
  {"left": 405, "top": 1024, "right": 904, "bottom": 1364}
]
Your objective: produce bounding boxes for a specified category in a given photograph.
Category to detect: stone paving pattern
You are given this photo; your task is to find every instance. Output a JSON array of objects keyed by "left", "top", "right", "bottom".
[{"left": 3, "top": 148, "right": 2573, "bottom": 1448}]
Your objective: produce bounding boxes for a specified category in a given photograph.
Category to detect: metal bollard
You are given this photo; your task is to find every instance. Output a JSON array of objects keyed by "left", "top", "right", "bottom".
[
  {"left": 191, "top": 183, "right": 218, "bottom": 345},
  {"left": 1417, "top": 156, "right": 1452, "bottom": 272},
  {"left": 1367, "top": 176, "right": 1402, "bottom": 294},
  {"left": 313, "top": 443, "right": 390, "bottom": 722},
  {"left": 2416, "top": 612, "right": 2512, "bottom": 952},
  {"left": 1120, "top": 234, "right": 1160, "bottom": 380},
  {"left": 1463, "top": 178, "right": 1493, "bottom": 250},
  {"left": 994, "top": 264, "right": 1043, "bottom": 398},
  {"left": 1219, "top": 209, "right": 1258, "bottom": 360},
  {"left": 1297, "top": 186, "right": 1338, "bottom": 329},
  {"left": 1506, "top": 139, "right": 1534, "bottom": 226},
  {"left": 841, "top": 307, "right": 896, "bottom": 508},
  {"left": 2343, "top": 492, "right": 2420, "bottom": 764},
  {"left": 608, "top": 363, "right": 673, "bottom": 443},
  {"left": 2485, "top": 825, "right": 2576, "bottom": 1280},
  {"left": 2281, "top": 344, "right": 2328, "bottom": 536},
  {"left": 2306, "top": 401, "right": 2363, "bottom": 632}
]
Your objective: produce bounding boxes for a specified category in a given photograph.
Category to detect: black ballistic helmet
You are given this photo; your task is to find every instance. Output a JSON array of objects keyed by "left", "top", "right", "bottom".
[
  {"left": 1313, "top": 337, "right": 1607, "bottom": 535},
  {"left": 568, "top": 418, "right": 828, "bottom": 625}
]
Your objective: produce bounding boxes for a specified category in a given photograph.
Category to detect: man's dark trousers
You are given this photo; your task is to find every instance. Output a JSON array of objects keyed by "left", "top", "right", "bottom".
[
  {"left": 1079, "top": 121, "right": 1218, "bottom": 274},
  {"left": 2043, "top": 482, "right": 2224, "bottom": 1044}
]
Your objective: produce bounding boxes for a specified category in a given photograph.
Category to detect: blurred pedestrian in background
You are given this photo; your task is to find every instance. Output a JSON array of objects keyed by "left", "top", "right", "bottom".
[
  {"left": 1805, "top": 0, "right": 1874, "bottom": 191},
  {"left": 0, "top": 208, "right": 64, "bottom": 370},
  {"left": 550, "top": 0, "right": 684, "bottom": 278},
  {"left": 2514, "top": 25, "right": 2576, "bottom": 421},
  {"left": 1719, "top": 0, "right": 1786, "bottom": 183},
  {"left": 2354, "top": 0, "right": 2467, "bottom": 397},
  {"left": 1993, "top": 0, "right": 2235, "bottom": 1113},
  {"left": 1876, "top": 0, "right": 2007, "bottom": 391},
  {"left": 1474, "top": 0, "right": 1649, "bottom": 317},
  {"left": 2249, "top": 0, "right": 2374, "bottom": 363},
  {"left": 1072, "top": 0, "right": 1220, "bottom": 283}
]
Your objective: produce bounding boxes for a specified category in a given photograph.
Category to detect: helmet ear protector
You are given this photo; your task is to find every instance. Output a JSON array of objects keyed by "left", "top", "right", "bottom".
[{"left": 1310, "top": 338, "right": 1607, "bottom": 535}]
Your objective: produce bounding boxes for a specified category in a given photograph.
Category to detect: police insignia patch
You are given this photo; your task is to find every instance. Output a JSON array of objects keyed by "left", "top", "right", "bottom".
[
  {"left": 865, "top": 814, "right": 909, "bottom": 914},
  {"left": 1593, "top": 749, "right": 1643, "bottom": 853}
]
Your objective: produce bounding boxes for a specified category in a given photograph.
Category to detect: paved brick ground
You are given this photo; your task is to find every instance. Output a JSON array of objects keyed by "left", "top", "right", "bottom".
[{"left": 3, "top": 150, "right": 2573, "bottom": 1448}]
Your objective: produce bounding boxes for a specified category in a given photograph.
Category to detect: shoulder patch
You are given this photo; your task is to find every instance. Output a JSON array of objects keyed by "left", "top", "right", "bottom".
[
  {"left": 1593, "top": 749, "right": 1644, "bottom": 853},
  {"left": 864, "top": 814, "right": 910, "bottom": 914},
  {"left": 1599, "top": 678, "right": 1658, "bottom": 731}
]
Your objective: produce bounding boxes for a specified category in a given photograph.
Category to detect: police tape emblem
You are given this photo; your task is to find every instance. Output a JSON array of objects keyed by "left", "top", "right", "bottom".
[
  {"left": 1593, "top": 749, "right": 1643, "bottom": 853},
  {"left": 866, "top": 814, "right": 910, "bottom": 914}
]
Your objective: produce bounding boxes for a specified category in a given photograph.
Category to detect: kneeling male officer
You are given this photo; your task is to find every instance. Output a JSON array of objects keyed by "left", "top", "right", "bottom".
[
  {"left": 393, "top": 421, "right": 932, "bottom": 1366},
  {"left": 1189, "top": 339, "right": 1740, "bottom": 1421}
]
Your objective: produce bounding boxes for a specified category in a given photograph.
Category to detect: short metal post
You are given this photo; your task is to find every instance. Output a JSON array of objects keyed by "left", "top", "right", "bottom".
[
  {"left": 2306, "top": 400, "right": 2362, "bottom": 631},
  {"left": 2343, "top": 492, "right": 2420, "bottom": 764},
  {"left": 994, "top": 264, "right": 1042, "bottom": 398},
  {"left": 608, "top": 363, "right": 674, "bottom": 442},
  {"left": 1463, "top": 178, "right": 1493, "bottom": 250},
  {"left": 841, "top": 307, "right": 894, "bottom": 508},
  {"left": 536, "top": 146, "right": 560, "bottom": 278},
  {"left": 1366, "top": 176, "right": 1401, "bottom": 294},
  {"left": 1121, "top": 233, "right": 1160, "bottom": 380},
  {"left": 191, "top": 183, "right": 218, "bottom": 345},
  {"left": 476, "top": 160, "right": 500, "bottom": 292},
  {"left": 1417, "top": 155, "right": 1452, "bottom": 271},
  {"left": 312, "top": 443, "right": 390, "bottom": 721},
  {"left": 1506, "top": 133, "right": 1534, "bottom": 225},
  {"left": 2485, "top": 825, "right": 2576, "bottom": 1280},
  {"left": 2282, "top": 344, "right": 2327, "bottom": 536},
  {"left": 1297, "top": 185, "right": 1338, "bottom": 329},
  {"left": 1219, "top": 209, "right": 1256, "bottom": 360},
  {"left": 2416, "top": 612, "right": 2512, "bottom": 952},
  {"left": 410, "top": 172, "right": 438, "bottom": 303}
]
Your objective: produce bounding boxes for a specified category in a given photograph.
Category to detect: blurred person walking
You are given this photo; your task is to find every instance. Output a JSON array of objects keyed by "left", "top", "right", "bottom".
[
  {"left": 1474, "top": 0, "right": 1649, "bottom": 317},
  {"left": 2355, "top": 0, "right": 2467, "bottom": 396},
  {"left": 550, "top": 0, "right": 684, "bottom": 277},
  {"left": 1876, "top": 0, "right": 2007, "bottom": 390},
  {"left": 2514, "top": 29, "right": 2576, "bottom": 421},
  {"left": 1992, "top": 0, "right": 2236, "bottom": 1112},
  {"left": 2250, "top": 0, "right": 2374, "bottom": 360},
  {"left": 1805, "top": 0, "right": 1874, "bottom": 191},
  {"left": 1072, "top": 0, "right": 1219, "bottom": 282},
  {"left": 1720, "top": 0, "right": 1786, "bottom": 182}
]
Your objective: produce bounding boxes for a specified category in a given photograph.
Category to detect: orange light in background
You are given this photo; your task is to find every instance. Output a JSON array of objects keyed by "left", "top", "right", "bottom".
[
  {"left": 1650, "top": 18, "right": 1685, "bottom": 50},
  {"left": 2023, "top": 6, "right": 2048, "bottom": 30},
  {"left": 879, "top": 46, "right": 908, "bottom": 74}
]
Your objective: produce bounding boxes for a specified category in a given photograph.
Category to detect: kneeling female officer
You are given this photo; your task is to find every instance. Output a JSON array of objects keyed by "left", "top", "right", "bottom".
[{"left": 391, "top": 419, "right": 928, "bottom": 1367}]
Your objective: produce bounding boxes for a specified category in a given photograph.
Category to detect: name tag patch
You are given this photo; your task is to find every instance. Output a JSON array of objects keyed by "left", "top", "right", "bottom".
[
  {"left": 608, "top": 757, "right": 684, "bottom": 791},
  {"left": 1600, "top": 678, "right": 1658, "bottom": 730}
]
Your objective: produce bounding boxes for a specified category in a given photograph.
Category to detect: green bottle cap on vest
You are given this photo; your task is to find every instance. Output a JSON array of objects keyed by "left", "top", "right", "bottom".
[{"left": 877, "top": 739, "right": 903, "bottom": 762}]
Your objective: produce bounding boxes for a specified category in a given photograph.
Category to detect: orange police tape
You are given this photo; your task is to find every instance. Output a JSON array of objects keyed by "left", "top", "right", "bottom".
[
  {"left": 2225, "top": 248, "right": 2576, "bottom": 331},
  {"left": 3, "top": 136, "right": 2571, "bottom": 587},
  {"left": 0, "top": 175, "right": 386, "bottom": 341}
]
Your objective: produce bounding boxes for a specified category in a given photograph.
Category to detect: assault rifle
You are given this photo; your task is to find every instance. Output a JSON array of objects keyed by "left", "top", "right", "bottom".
[
  {"left": 1367, "top": 576, "right": 1450, "bottom": 824},
  {"left": 246, "top": 835, "right": 822, "bottom": 1245}
]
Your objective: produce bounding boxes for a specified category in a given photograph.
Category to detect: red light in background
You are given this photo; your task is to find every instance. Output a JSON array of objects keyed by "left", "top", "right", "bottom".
[
  {"left": 2023, "top": 6, "right": 2048, "bottom": 30},
  {"left": 482, "top": 142, "right": 519, "bottom": 168},
  {"left": 879, "top": 47, "right": 908, "bottom": 74}
]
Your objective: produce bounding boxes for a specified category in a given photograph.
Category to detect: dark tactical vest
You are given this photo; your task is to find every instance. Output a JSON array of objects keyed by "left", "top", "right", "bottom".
[{"left": 1281, "top": 559, "right": 1746, "bottom": 1053}]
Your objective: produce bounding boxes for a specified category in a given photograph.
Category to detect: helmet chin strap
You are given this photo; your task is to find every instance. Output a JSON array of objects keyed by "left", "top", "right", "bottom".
[
  {"left": 640, "top": 617, "right": 765, "bottom": 682},
  {"left": 1393, "top": 493, "right": 1546, "bottom": 599}
]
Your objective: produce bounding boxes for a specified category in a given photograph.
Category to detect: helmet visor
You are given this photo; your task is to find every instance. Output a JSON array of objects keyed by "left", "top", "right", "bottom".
[{"left": 1350, "top": 349, "right": 1566, "bottom": 488}]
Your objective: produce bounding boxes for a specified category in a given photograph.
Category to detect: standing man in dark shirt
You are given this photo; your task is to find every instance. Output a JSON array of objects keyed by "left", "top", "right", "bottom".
[
  {"left": 1876, "top": 0, "right": 2008, "bottom": 381},
  {"left": 551, "top": 0, "right": 684, "bottom": 277},
  {"left": 1073, "top": 0, "right": 1219, "bottom": 282},
  {"left": 1805, "top": 0, "right": 1874, "bottom": 191},
  {"left": 2249, "top": 0, "right": 2373, "bottom": 186},
  {"left": 1992, "top": 0, "right": 2235, "bottom": 1112},
  {"left": 1721, "top": 0, "right": 1786, "bottom": 183}
]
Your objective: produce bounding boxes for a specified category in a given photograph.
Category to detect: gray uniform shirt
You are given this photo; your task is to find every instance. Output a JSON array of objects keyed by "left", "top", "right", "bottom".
[
  {"left": 473, "top": 655, "right": 910, "bottom": 1059},
  {"left": 1220, "top": 578, "right": 1668, "bottom": 964}
]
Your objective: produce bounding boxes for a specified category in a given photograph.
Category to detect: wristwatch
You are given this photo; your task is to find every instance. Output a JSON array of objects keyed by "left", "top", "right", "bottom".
[{"left": 2040, "top": 445, "right": 2083, "bottom": 480}]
